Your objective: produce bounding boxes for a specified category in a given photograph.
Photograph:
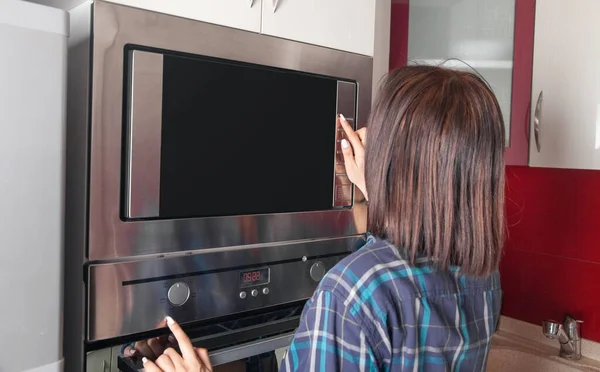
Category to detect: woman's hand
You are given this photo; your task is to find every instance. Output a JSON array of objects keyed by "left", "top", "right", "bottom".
[
  {"left": 123, "top": 319, "right": 177, "bottom": 360},
  {"left": 142, "top": 316, "right": 213, "bottom": 372},
  {"left": 338, "top": 114, "right": 368, "bottom": 200}
]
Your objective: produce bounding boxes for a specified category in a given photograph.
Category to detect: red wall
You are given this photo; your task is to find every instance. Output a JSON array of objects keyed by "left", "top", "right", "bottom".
[
  {"left": 502, "top": 166, "right": 600, "bottom": 341},
  {"left": 390, "top": 0, "right": 600, "bottom": 343}
]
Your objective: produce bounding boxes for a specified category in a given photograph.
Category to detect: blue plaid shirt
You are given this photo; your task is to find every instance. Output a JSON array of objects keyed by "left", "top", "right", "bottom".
[{"left": 280, "top": 236, "right": 501, "bottom": 371}]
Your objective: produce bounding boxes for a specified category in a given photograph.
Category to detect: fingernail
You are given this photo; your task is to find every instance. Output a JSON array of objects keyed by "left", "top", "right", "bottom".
[
  {"left": 339, "top": 113, "right": 346, "bottom": 122},
  {"left": 341, "top": 139, "right": 349, "bottom": 149},
  {"left": 129, "top": 349, "right": 136, "bottom": 355},
  {"left": 166, "top": 316, "right": 175, "bottom": 325},
  {"left": 142, "top": 357, "right": 148, "bottom": 365}
]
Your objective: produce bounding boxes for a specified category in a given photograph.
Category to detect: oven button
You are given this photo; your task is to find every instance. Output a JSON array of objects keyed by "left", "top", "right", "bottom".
[
  {"left": 251, "top": 289, "right": 259, "bottom": 297},
  {"left": 310, "top": 261, "right": 326, "bottom": 282},
  {"left": 262, "top": 287, "right": 269, "bottom": 295},
  {"left": 239, "top": 291, "right": 247, "bottom": 299},
  {"left": 167, "top": 282, "right": 190, "bottom": 307}
]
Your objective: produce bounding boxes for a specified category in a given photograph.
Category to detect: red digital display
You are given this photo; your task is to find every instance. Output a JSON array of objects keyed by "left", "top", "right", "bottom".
[{"left": 239, "top": 268, "right": 269, "bottom": 288}]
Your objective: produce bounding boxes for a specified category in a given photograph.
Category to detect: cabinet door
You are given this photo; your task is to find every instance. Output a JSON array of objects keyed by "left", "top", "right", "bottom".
[
  {"left": 105, "top": 0, "right": 261, "bottom": 33},
  {"left": 389, "top": 0, "right": 535, "bottom": 166},
  {"left": 260, "top": 0, "right": 376, "bottom": 56},
  {"left": 529, "top": 0, "right": 600, "bottom": 170},
  {"left": 86, "top": 349, "right": 111, "bottom": 372}
]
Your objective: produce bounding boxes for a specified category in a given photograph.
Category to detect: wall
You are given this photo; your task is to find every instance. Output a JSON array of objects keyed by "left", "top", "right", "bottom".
[
  {"left": 390, "top": 0, "right": 600, "bottom": 343},
  {"left": 502, "top": 166, "right": 600, "bottom": 342}
]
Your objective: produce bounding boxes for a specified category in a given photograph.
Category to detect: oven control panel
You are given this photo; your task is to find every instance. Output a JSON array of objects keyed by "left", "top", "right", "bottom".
[
  {"left": 87, "top": 236, "right": 365, "bottom": 342},
  {"left": 145, "top": 256, "right": 343, "bottom": 334}
]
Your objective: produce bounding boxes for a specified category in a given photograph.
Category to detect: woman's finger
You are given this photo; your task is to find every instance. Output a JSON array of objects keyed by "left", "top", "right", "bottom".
[
  {"left": 340, "top": 139, "right": 358, "bottom": 178},
  {"left": 165, "top": 316, "right": 196, "bottom": 362},
  {"left": 142, "top": 358, "right": 162, "bottom": 372},
  {"left": 155, "top": 354, "right": 176, "bottom": 372},
  {"left": 339, "top": 114, "right": 364, "bottom": 157},
  {"left": 195, "top": 348, "right": 212, "bottom": 371},
  {"left": 164, "top": 347, "right": 186, "bottom": 368}
]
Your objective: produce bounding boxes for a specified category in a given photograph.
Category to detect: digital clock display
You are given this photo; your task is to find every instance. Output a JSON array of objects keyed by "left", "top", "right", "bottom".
[{"left": 239, "top": 268, "right": 270, "bottom": 288}]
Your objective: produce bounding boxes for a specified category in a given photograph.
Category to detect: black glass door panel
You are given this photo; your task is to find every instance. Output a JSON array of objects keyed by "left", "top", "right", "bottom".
[{"left": 158, "top": 53, "right": 339, "bottom": 219}]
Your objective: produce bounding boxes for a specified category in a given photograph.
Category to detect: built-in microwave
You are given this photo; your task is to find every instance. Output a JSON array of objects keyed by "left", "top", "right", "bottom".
[
  {"left": 66, "top": 2, "right": 372, "bottom": 367},
  {"left": 85, "top": 1, "right": 373, "bottom": 261}
]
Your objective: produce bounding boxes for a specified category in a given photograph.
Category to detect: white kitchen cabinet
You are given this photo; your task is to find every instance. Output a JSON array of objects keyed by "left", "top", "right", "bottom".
[
  {"left": 105, "top": 0, "right": 262, "bottom": 33},
  {"left": 529, "top": 0, "right": 600, "bottom": 170},
  {"left": 86, "top": 349, "right": 111, "bottom": 372},
  {"left": 260, "top": 0, "right": 377, "bottom": 56}
]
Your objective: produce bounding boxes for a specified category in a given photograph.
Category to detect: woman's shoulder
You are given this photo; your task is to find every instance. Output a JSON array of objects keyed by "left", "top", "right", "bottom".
[
  {"left": 317, "top": 236, "right": 501, "bottom": 311},
  {"left": 316, "top": 237, "right": 410, "bottom": 306}
]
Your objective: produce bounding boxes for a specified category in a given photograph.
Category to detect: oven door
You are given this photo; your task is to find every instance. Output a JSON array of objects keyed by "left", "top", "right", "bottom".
[
  {"left": 87, "top": 304, "right": 303, "bottom": 371},
  {"left": 117, "top": 306, "right": 303, "bottom": 371},
  {"left": 88, "top": 1, "right": 372, "bottom": 260}
]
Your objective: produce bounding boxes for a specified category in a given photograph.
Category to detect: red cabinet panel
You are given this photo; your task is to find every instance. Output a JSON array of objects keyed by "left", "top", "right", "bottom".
[{"left": 505, "top": 0, "right": 535, "bottom": 165}]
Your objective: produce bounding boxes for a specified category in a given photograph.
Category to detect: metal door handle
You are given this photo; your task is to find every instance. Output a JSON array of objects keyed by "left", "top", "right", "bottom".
[
  {"left": 249, "top": 0, "right": 253, "bottom": 7},
  {"left": 209, "top": 332, "right": 294, "bottom": 366},
  {"left": 273, "top": 0, "right": 280, "bottom": 12},
  {"left": 534, "top": 91, "right": 543, "bottom": 153}
]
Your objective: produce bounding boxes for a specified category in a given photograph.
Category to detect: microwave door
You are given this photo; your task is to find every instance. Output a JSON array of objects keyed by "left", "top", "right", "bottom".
[{"left": 125, "top": 48, "right": 357, "bottom": 221}]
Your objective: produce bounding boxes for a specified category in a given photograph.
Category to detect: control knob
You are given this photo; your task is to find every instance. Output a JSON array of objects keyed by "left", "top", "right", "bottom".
[
  {"left": 167, "top": 282, "right": 190, "bottom": 307},
  {"left": 310, "top": 261, "right": 326, "bottom": 282}
]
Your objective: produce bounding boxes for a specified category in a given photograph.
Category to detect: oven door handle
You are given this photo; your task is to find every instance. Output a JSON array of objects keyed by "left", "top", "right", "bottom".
[
  {"left": 209, "top": 332, "right": 294, "bottom": 366},
  {"left": 117, "top": 332, "right": 295, "bottom": 371}
]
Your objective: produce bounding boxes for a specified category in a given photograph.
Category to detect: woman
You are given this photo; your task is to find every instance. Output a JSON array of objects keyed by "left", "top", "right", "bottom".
[{"left": 143, "top": 65, "right": 505, "bottom": 372}]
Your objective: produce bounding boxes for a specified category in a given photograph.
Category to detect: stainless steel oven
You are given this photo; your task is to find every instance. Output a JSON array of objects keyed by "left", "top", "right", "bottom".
[{"left": 65, "top": 1, "right": 372, "bottom": 371}]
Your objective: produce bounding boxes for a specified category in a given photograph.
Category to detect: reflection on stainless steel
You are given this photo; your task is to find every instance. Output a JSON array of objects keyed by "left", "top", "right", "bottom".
[
  {"left": 89, "top": 1, "right": 372, "bottom": 260},
  {"left": 88, "top": 236, "right": 362, "bottom": 340},
  {"left": 126, "top": 50, "right": 163, "bottom": 219}
]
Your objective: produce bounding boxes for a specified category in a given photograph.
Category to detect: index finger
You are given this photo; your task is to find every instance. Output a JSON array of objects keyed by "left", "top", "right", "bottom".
[
  {"left": 338, "top": 114, "right": 364, "bottom": 156},
  {"left": 166, "top": 316, "right": 196, "bottom": 361}
]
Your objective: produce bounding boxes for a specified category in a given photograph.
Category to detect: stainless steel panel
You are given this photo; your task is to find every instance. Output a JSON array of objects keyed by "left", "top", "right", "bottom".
[
  {"left": 333, "top": 81, "right": 357, "bottom": 208},
  {"left": 336, "top": 81, "right": 357, "bottom": 120},
  {"left": 88, "top": 236, "right": 359, "bottom": 340},
  {"left": 89, "top": 1, "right": 372, "bottom": 260},
  {"left": 65, "top": 3, "right": 93, "bottom": 372},
  {"left": 125, "top": 50, "right": 163, "bottom": 219}
]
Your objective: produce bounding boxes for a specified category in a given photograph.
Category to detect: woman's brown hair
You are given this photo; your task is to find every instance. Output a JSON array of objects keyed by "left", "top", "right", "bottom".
[{"left": 366, "top": 65, "right": 505, "bottom": 277}]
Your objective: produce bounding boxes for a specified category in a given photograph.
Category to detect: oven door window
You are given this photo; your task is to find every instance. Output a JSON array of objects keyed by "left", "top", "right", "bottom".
[{"left": 123, "top": 47, "right": 357, "bottom": 220}]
